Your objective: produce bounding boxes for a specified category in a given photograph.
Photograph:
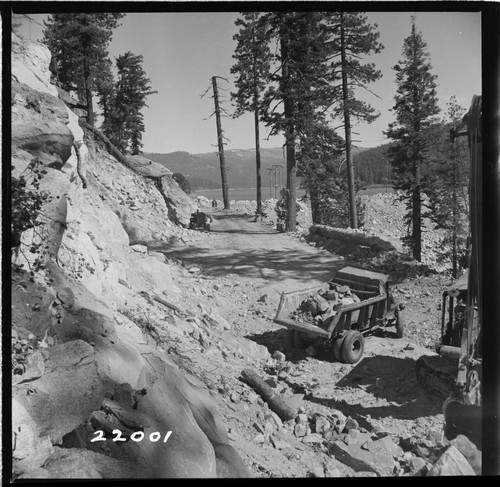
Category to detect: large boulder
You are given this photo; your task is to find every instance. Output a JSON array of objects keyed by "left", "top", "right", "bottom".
[
  {"left": 156, "top": 175, "right": 197, "bottom": 226},
  {"left": 11, "top": 34, "right": 58, "bottom": 97},
  {"left": 18, "top": 447, "right": 147, "bottom": 479},
  {"left": 12, "top": 80, "right": 74, "bottom": 166},
  {"left": 12, "top": 397, "right": 54, "bottom": 476},
  {"left": 14, "top": 361, "right": 105, "bottom": 445},
  {"left": 427, "top": 445, "right": 476, "bottom": 476},
  {"left": 124, "top": 155, "right": 172, "bottom": 178}
]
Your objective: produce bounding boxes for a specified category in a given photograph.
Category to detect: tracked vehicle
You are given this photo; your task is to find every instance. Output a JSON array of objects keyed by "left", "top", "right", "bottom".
[{"left": 415, "top": 95, "right": 482, "bottom": 448}]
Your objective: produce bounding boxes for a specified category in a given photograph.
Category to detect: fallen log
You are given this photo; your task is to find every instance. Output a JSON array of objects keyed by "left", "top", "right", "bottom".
[
  {"left": 241, "top": 368, "right": 296, "bottom": 421},
  {"left": 151, "top": 294, "right": 195, "bottom": 317}
]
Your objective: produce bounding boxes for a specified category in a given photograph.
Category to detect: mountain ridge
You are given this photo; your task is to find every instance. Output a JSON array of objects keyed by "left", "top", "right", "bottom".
[{"left": 144, "top": 146, "right": 371, "bottom": 190}]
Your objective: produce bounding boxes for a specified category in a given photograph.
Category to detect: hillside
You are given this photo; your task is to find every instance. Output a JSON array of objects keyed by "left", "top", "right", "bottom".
[{"left": 145, "top": 146, "right": 370, "bottom": 190}]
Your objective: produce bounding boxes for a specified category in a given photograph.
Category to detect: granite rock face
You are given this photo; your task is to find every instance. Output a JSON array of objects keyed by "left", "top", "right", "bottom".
[{"left": 11, "top": 35, "right": 249, "bottom": 479}]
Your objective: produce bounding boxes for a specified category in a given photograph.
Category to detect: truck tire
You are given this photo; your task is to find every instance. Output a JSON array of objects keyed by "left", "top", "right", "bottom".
[
  {"left": 340, "top": 331, "right": 365, "bottom": 364},
  {"left": 332, "top": 331, "right": 349, "bottom": 362},
  {"left": 395, "top": 309, "right": 404, "bottom": 338},
  {"left": 288, "top": 330, "right": 314, "bottom": 349}
]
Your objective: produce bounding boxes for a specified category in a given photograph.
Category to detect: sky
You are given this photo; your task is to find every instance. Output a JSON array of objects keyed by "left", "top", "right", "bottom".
[{"left": 14, "top": 9, "right": 481, "bottom": 155}]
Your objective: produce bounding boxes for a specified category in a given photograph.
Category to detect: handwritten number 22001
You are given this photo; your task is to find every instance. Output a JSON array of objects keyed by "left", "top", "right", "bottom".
[{"left": 91, "top": 429, "right": 172, "bottom": 443}]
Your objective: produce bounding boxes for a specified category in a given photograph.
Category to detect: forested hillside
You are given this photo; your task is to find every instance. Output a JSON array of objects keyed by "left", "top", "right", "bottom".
[
  {"left": 146, "top": 146, "right": 369, "bottom": 190},
  {"left": 353, "top": 142, "right": 395, "bottom": 185}
]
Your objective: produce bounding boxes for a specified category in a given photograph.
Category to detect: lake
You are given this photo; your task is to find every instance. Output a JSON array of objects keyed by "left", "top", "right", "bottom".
[{"left": 192, "top": 185, "right": 392, "bottom": 201}]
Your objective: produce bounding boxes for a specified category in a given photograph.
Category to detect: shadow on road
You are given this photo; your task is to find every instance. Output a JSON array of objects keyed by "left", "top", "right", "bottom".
[
  {"left": 157, "top": 245, "right": 343, "bottom": 284},
  {"left": 307, "top": 355, "right": 443, "bottom": 421}
]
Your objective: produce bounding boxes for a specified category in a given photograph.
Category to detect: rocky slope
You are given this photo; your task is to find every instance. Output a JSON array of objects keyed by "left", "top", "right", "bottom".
[{"left": 11, "top": 34, "right": 250, "bottom": 479}]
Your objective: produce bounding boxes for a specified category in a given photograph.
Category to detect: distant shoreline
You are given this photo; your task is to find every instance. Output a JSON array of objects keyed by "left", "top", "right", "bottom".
[{"left": 192, "top": 185, "right": 393, "bottom": 201}]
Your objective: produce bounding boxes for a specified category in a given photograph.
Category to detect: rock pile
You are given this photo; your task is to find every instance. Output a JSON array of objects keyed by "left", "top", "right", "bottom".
[
  {"left": 291, "top": 286, "right": 361, "bottom": 329},
  {"left": 242, "top": 353, "right": 481, "bottom": 477}
]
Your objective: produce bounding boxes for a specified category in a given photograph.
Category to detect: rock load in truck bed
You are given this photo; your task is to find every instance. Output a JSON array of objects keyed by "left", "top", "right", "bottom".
[{"left": 289, "top": 266, "right": 389, "bottom": 330}]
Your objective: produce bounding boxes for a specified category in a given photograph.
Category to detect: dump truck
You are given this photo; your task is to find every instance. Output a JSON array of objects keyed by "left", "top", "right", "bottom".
[{"left": 273, "top": 265, "right": 405, "bottom": 364}]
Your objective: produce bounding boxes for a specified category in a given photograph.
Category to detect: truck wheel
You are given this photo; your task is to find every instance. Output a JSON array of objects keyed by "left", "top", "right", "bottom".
[
  {"left": 395, "top": 309, "right": 405, "bottom": 338},
  {"left": 332, "top": 331, "right": 349, "bottom": 362},
  {"left": 288, "top": 330, "right": 313, "bottom": 349},
  {"left": 340, "top": 331, "right": 364, "bottom": 364}
]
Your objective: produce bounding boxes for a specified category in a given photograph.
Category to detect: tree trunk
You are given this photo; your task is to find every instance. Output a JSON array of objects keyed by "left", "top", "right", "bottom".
[
  {"left": 252, "top": 29, "right": 263, "bottom": 216},
  {"left": 340, "top": 12, "right": 358, "bottom": 229},
  {"left": 241, "top": 369, "right": 296, "bottom": 421},
  {"left": 413, "top": 162, "right": 422, "bottom": 261},
  {"left": 82, "top": 34, "right": 94, "bottom": 127},
  {"left": 280, "top": 27, "right": 297, "bottom": 232},
  {"left": 452, "top": 141, "right": 458, "bottom": 278},
  {"left": 212, "top": 76, "right": 230, "bottom": 209},
  {"left": 309, "top": 187, "right": 322, "bottom": 224},
  {"left": 254, "top": 98, "right": 262, "bottom": 215}
]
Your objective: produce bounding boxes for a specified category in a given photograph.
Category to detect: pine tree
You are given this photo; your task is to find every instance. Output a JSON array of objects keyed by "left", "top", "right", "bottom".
[
  {"left": 385, "top": 16, "right": 440, "bottom": 261},
  {"left": 231, "top": 12, "right": 272, "bottom": 216},
  {"left": 43, "top": 13, "right": 124, "bottom": 126},
  {"left": 100, "top": 52, "right": 157, "bottom": 154},
  {"left": 297, "top": 121, "right": 345, "bottom": 224},
  {"left": 325, "top": 12, "right": 384, "bottom": 228},
  {"left": 426, "top": 96, "right": 470, "bottom": 276},
  {"left": 261, "top": 12, "right": 332, "bottom": 231}
]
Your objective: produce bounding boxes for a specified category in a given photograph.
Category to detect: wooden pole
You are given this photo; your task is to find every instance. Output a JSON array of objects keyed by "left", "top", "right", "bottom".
[{"left": 212, "top": 76, "right": 230, "bottom": 209}]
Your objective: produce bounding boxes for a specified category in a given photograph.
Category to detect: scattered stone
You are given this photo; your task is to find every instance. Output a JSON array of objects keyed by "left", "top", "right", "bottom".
[
  {"left": 303, "top": 433, "right": 323, "bottom": 444},
  {"left": 296, "top": 413, "right": 309, "bottom": 424},
  {"left": 427, "top": 445, "right": 475, "bottom": 476},
  {"left": 202, "top": 307, "right": 230, "bottom": 330},
  {"left": 344, "top": 429, "right": 371, "bottom": 448},
  {"left": 363, "top": 435, "right": 404, "bottom": 458},
  {"left": 450, "top": 435, "right": 481, "bottom": 475},
  {"left": 253, "top": 422, "right": 265, "bottom": 434},
  {"left": 188, "top": 266, "right": 201, "bottom": 274},
  {"left": 230, "top": 392, "right": 241, "bottom": 403},
  {"left": 308, "top": 465, "right": 324, "bottom": 477},
  {"left": 329, "top": 440, "right": 396, "bottom": 477},
  {"left": 257, "top": 294, "right": 268, "bottom": 303},
  {"left": 271, "top": 438, "right": 291, "bottom": 450},
  {"left": 264, "top": 377, "right": 277, "bottom": 388},
  {"left": 408, "top": 456, "right": 428, "bottom": 476},
  {"left": 247, "top": 391, "right": 259, "bottom": 404},
  {"left": 253, "top": 434, "right": 266, "bottom": 444},
  {"left": 130, "top": 244, "right": 147, "bottom": 253},
  {"left": 314, "top": 415, "right": 331, "bottom": 435},
  {"left": 265, "top": 411, "right": 283, "bottom": 430},
  {"left": 351, "top": 471, "right": 378, "bottom": 477},
  {"left": 344, "top": 416, "right": 359, "bottom": 432},
  {"left": 294, "top": 423, "right": 307, "bottom": 438},
  {"left": 264, "top": 421, "right": 274, "bottom": 435}
]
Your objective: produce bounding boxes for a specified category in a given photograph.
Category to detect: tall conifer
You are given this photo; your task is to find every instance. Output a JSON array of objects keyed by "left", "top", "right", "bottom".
[{"left": 385, "top": 16, "right": 440, "bottom": 261}]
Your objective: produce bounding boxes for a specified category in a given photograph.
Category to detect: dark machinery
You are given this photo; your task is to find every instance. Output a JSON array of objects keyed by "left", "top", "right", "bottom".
[
  {"left": 188, "top": 210, "right": 211, "bottom": 231},
  {"left": 416, "top": 95, "right": 482, "bottom": 448}
]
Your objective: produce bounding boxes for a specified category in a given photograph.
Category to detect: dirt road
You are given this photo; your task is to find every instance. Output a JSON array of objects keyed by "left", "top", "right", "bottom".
[
  {"left": 160, "top": 209, "right": 345, "bottom": 296},
  {"left": 154, "top": 210, "right": 449, "bottom": 477}
]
